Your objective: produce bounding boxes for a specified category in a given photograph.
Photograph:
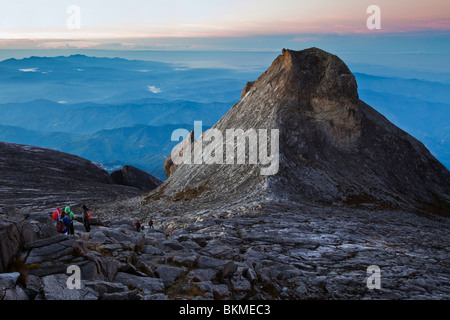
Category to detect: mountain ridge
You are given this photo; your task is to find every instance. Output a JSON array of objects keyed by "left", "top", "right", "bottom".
[
  {"left": 0, "top": 141, "right": 151, "bottom": 212},
  {"left": 0, "top": 123, "right": 198, "bottom": 180},
  {"left": 129, "top": 47, "right": 450, "bottom": 217}
]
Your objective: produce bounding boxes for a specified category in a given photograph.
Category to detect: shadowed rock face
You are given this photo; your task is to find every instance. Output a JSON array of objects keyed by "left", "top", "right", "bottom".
[
  {"left": 110, "top": 166, "right": 162, "bottom": 192},
  {"left": 0, "top": 142, "right": 143, "bottom": 212},
  {"left": 154, "top": 47, "right": 449, "bottom": 215},
  {"left": 163, "top": 130, "right": 195, "bottom": 179}
]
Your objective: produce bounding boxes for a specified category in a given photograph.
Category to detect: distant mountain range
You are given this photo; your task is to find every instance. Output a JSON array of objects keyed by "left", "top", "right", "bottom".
[
  {"left": 0, "top": 98, "right": 227, "bottom": 134},
  {"left": 0, "top": 54, "right": 448, "bottom": 180},
  {"left": 0, "top": 54, "right": 257, "bottom": 104},
  {"left": 354, "top": 73, "right": 450, "bottom": 169}
]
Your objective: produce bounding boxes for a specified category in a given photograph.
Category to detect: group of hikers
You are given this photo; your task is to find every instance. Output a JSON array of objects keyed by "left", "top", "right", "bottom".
[
  {"left": 52, "top": 205, "right": 92, "bottom": 235},
  {"left": 52, "top": 205, "right": 159, "bottom": 236},
  {"left": 134, "top": 219, "right": 154, "bottom": 232}
]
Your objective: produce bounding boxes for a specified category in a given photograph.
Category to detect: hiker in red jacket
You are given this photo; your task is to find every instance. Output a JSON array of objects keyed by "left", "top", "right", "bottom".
[{"left": 52, "top": 207, "right": 61, "bottom": 227}]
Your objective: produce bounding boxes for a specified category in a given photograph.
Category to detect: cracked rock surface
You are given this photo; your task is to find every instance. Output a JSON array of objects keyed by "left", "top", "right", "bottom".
[{"left": 1, "top": 201, "right": 448, "bottom": 300}]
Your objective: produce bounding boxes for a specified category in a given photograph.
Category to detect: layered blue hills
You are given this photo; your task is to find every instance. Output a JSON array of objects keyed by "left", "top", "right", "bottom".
[
  {"left": 354, "top": 73, "right": 450, "bottom": 170},
  {"left": 0, "top": 53, "right": 448, "bottom": 180},
  {"left": 0, "top": 54, "right": 255, "bottom": 104}
]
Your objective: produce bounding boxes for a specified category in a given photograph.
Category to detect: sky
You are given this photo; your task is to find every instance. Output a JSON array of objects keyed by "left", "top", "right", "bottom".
[{"left": 0, "top": 0, "right": 449, "bottom": 50}]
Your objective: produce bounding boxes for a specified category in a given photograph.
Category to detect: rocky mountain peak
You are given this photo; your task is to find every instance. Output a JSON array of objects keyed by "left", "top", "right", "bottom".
[
  {"left": 250, "top": 48, "right": 358, "bottom": 99},
  {"left": 144, "top": 48, "right": 449, "bottom": 216},
  {"left": 281, "top": 47, "right": 358, "bottom": 101},
  {"left": 241, "top": 47, "right": 361, "bottom": 148}
]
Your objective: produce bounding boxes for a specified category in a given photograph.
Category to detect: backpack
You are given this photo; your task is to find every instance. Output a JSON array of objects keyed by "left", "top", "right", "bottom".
[
  {"left": 57, "top": 218, "right": 65, "bottom": 233},
  {"left": 86, "top": 210, "right": 92, "bottom": 220}
]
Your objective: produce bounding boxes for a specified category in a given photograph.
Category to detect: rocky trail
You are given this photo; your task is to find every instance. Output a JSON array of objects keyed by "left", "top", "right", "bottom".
[{"left": 1, "top": 200, "right": 448, "bottom": 300}]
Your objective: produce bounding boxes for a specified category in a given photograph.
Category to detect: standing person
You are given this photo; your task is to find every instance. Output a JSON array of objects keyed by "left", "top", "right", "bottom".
[
  {"left": 148, "top": 219, "right": 154, "bottom": 229},
  {"left": 52, "top": 207, "right": 61, "bottom": 227},
  {"left": 134, "top": 220, "right": 142, "bottom": 232},
  {"left": 57, "top": 212, "right": 71, "bottom": 235},
  {"left": 65, "top": 206, "right": 76, "bottom": 235},
  {"left": 82, "top": 205, "right": 92, "bottom": 232}
]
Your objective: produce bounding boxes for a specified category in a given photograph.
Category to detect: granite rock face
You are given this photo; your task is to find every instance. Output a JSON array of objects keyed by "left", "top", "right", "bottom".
[
  {"left": 155, "top": 47, "right": 450, "bottom": 215},
  {"left": 110, "top": 165, "right": 162, "bottom": 192}
]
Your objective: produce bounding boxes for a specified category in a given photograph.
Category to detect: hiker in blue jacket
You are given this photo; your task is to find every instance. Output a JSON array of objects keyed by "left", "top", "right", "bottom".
[{"left": 57, "top": 212, "right": 72, "bottom": 235}]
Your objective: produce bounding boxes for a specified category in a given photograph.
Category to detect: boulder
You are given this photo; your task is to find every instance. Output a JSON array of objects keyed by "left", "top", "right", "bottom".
[
  {"left": 22, "top": 274, "right": 41, "bottom": 300},
  {"left": 168, "top": 251, "right": 199, "bottom": 268},
  {"left": 187, "top": 269, "right": 217, "bottom": 282},
  {"left": 0, "top": 272, "right": 20, "bottom": 288},
  {"left": 25, "top": 238, "right": 74, "bottom": 265},
  {"left": 154, "top": 265, "right": 186, "bottom": 286},
  {"left": 40, "top": 274, "right": 99, "bottom": 300},
  {"left": 0, "top": 214, "right": 37, "bottom": 273},
  {"left": 84, "top": 280, "right": 139, "bottom": 300},
  {"left": 114, "top": 272, "right": 165, "bottom": 295},
  {"left": 141, "top": 245, "right": 164, "bottom": 256},
  {"left": 143, "top": 293, "right": 168, "bottom": 300},
  {"left": 196, "top": 256, "right": 228, "bottom": 269},
  {"left": 82, "top": 252, "right": 120, "bottom": 282},
  {"left": 0, "top": 272, "right": 26, "bottom": 300},
  {"left": 231, "top": 274, "right": 252, "bottom": 292}
]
